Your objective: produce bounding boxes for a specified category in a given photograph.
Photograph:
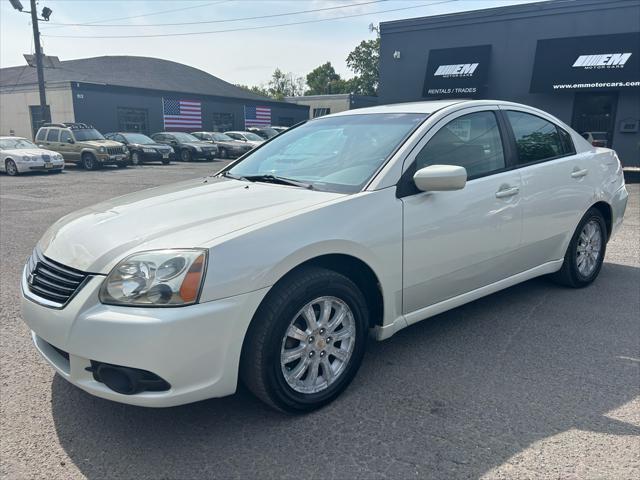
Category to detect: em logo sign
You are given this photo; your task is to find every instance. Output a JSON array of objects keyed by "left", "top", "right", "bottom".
[{"left": 433, "top": 63, "right": 479, "bottom": 77}]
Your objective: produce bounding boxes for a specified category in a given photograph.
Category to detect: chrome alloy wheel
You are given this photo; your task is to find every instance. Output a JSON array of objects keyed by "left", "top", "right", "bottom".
[
  {"left": 576, "top": 219, "right": 602, "bottom": 277},
  {"left": 280, "top": 296, "right": 356, "bottom": 394}
]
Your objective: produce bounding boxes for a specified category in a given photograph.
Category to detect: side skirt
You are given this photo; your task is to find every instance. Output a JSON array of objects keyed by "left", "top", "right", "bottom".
[{"left": 373, "top": 259, "right": 564, "bottom": 341}]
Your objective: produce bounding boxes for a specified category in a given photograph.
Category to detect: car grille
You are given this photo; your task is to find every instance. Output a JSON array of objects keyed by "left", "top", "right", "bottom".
[
  {"left": 42, "top": 154, "right": 50, "bottom": 161},
  {"left": 107, "top": 146, "right": 125, "bottom": 155},
  {"left": 25, "top": 249, "right": 90, "bottom": 307}
]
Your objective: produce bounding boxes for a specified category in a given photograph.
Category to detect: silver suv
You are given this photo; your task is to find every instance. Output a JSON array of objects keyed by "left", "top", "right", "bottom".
[{"left": 35, "top": 123, "right": 128, "bottom": 170}]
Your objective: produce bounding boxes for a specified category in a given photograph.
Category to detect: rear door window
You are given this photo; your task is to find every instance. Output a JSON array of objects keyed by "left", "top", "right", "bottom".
[
  {"left": 506, "top": 111, "right": 572, "bottom": 164},
  {"left": 46, "top": 129, "right": 60, "bottom": 142}
]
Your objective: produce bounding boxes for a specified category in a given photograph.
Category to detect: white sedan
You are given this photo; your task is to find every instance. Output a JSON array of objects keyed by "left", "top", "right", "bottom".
[
  {"left": 224, "top": 130, "right": 265, "bottom": 147},
  {"left": 20, "top": 100, "right": 628, "bottom": 412},
  {"left": 1, "top": 136, "right": 64, "bottom": 176}
]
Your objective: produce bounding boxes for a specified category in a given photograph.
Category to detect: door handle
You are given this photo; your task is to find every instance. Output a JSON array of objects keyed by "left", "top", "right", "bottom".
[
  {"left": 495, "top": 186, "right": 520, "bottom": 198},
  {"left": 571, "top": 168, "right": 589, "bottom": 178}
]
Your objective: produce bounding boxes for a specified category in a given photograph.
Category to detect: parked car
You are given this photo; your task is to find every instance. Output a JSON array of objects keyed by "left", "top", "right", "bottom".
[
  {"left": 21, "top": 100, "right": 628, "bottom": 413},
  {"left": 224, "top": 131, "right": 265, "bottom": 147},
  {"left": 247, "top": 127, "right": 280, "bottom": 140},
  {"left": 35, "top": 123, "right": 128, "bottom": 170},
  {"left": 151, "top": 132, "right": 218, "bottom": 162},
  {"left": 190, "top": 131, "right": 253, "bottom": 159},
  {"left": 581, "top": 131, "right": 609, "bottom": 147},
  {"left": 0, "top": 136, "right": 64, "bottom": 176},
  {"left": 104, "top": 132, "right": 174, "bottom": 165},
  {"left": 271, "top": 126, "right": 289, "bottom": 134}
]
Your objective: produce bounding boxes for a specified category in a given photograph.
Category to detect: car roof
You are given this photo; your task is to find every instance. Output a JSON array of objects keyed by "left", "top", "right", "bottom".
[{"left": 327, "top": 99, "right": 548, "bottom": 117}]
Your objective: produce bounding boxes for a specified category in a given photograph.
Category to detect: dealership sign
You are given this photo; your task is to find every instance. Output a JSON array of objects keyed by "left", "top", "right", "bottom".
[
  {"left": 423, "top": 45, "right": 491, "bottom": 98},
  {"left": 530, "top": 33, "right": 640, "bottom": 92}
]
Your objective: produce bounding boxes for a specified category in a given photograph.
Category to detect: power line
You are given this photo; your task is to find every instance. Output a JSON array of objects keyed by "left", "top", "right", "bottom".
[
  {"left": 42, "top": 1, "right": 232, "bottom": 30},
  {"left": 44, "top": 0, "right": 387, "bottom": 28},
  {"left": 43, "top": 0, "right": 458, "bottom": 39}
]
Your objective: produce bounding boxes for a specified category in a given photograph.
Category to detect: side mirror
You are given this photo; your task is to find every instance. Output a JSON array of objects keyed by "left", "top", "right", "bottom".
[
  {"left": 67, "top": 138, "right": 74, "bottom": 144},
  {"left": 413, "top": 165, "right": 467, "bottom": 192}
]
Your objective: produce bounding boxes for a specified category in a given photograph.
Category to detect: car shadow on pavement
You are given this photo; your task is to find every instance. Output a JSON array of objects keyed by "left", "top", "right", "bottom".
[{"left": 50, "top": 262, "right": 640, "bottom": 479}]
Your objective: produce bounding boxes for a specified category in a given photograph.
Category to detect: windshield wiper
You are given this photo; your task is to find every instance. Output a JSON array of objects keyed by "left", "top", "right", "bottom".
[
  {"left": 221, "top": 171, "right": 248, "bottom": 181},
  {"left": 244, "top": 174, "right": 313, "bottom": 189}
]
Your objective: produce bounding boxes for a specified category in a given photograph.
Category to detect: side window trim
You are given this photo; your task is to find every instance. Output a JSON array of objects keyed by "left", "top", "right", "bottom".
[
  {"left": 396, "top": 107, "right": 510, "bottom": 198},
  {"left": 501, "top": 108, "right": 577, "bottom": 168}
]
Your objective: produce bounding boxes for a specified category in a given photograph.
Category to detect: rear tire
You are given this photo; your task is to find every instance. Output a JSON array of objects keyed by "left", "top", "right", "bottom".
[
  {"left": 551, "top": 208, "right": 607, "bottom": 288},
  {"left": 241, "top": 266, "right": 368, "bottom": 413},
  {"left": 82, "top": 153, "right": 99, "bottom": 170},
  {"left": 5, "top": 159, "right": 19, "bottom": 176}
]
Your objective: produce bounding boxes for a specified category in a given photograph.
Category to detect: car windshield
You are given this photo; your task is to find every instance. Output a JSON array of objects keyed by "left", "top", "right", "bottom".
[
  {"left": 0, "top": 138, "right": 37, "bottom": 150},
  {"left": 73, "top": 128, "right": 105, "bottom": 141},
  {"left": 243, "top": 132, "right": 264, "bottom": 141},
  {"left": 123, "top": 133, "right": 154, "bottom": 144},
  {"left": 172, "top": 132, "right": 199, "bottom": 142},
  {"left": 228, "top": 113, "right": 427, "bottom": 193},
  {"left": 213, "top": 133, "right": 233, "bottom": 141}
]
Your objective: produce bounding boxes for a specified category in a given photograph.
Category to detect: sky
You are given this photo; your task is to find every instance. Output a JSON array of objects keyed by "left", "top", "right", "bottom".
[{"left": 0, "top": 0, "right": 548, "bottom": 87}]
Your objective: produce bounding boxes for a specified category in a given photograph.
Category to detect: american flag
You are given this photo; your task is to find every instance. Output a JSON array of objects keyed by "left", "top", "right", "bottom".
[
  {"left": 244, "top": 105, "right": 271, "bottom": 127},
  {"left": 163, "top": 98, "right": 202, "bottom": 130}
]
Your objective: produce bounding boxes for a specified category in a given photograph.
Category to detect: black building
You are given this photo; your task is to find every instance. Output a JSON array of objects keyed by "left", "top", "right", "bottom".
[
  {"left": 378, "top": 0, "right": 640, "bottom": 167},
  {"left": 0, "top": 56, "right": 308, "bottom": 138}
]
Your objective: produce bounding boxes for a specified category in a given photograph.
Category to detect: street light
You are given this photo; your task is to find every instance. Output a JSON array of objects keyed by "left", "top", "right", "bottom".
[
  {"left": 9, "top": 0, "right": 23, "bottom": 11},
  {"left": 9, "top": 0, "right": 54, "bottom": 130}
]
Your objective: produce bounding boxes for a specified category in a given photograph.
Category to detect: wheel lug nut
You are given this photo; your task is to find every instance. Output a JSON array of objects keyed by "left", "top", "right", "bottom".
[
  {"left": 319, "top": 328, "right": 325, "bottom": 335},
  {"left": 309, "top": 351, "right": 315, "bottom": 357},
  {"left": 320, "top": 351, "right": 325, "bottom": 357},
  {"left": 326, "top": 337, "right": 332, "bottom": 343},
  {"left": 308, "top": 336, "right": 314, "bottom": 343}
]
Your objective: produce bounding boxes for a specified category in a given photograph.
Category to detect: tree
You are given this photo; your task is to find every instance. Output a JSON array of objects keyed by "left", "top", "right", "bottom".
[
  {"left": 268, "top": 68, "right": 306, "bottom": 100},
  {"left": 305, "top": 62, "right": 349, "bottom": 95},
  {"left": 235, "top": 83, "right": 270, "bottom": 98},
  {"left": 237, "top": 69, "right": 306, "bottom": 100},
  {"left": 346, "top": 36, "right": 380, "bottom": 96}
]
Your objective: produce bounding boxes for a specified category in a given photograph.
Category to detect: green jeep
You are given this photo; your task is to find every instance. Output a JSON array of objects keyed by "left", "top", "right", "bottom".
[{"left": 35, "top": 123, "right": 128, "bottom": 170}]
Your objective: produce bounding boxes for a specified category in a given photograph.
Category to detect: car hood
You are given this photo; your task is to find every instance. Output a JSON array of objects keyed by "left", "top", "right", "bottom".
[
  {"left": 131, "top": 143, "right": 172, "bottom": 150},
  {"left": 3, "top": 148, "right": 60, "bottom": 157},
  {"left": 39, "top": 177, "right": 343, "bottom": 273},
  {"left": 83, "top": 140, "right": 124, "bottom": 148}
]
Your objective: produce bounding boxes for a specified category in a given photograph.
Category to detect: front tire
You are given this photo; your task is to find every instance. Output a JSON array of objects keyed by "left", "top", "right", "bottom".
[
  {"left": 181, "top": 149, "right": 192, "bottom": 162},
  {"left": 551, "top": 208, "right": 607, "bottom": 288},
  {"left": 130, "top": 151, "right": 141, "bottom": 166},
  {"left": 82, "top": 153, "right": 99, "bottom": 170},
  {"left": 241, "top": 267, "right": 368, "bottom": 413},
  {"left": 5, "top": 159, "right": 19, "bottom": 176}
]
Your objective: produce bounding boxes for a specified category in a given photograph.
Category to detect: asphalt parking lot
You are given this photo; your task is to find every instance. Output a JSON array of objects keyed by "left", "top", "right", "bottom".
[{"left": 1, "top": 163, "right": 638, "bottom": 480}]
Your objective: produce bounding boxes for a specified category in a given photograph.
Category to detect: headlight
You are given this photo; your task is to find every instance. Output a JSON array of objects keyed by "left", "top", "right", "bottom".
[
  {"left": 193, "top": 146, "right": 201, "bottom": 152},
  {"left": 142, "top": 147, "right": 156, "bottom": 153},
  {"left": 98, "top": 146, "right": 106, "bottom": 154},
  {"left": 21, "top": 155, "right": 31, "bottom": 161},
  {"left": 57, "top": 154, "right": 64, "bottom": 160},
  {"left": 99, "top": 249, "right": 207, "bottom": 307}
]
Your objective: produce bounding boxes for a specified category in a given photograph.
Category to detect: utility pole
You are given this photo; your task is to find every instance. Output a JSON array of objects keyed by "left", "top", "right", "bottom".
[{"left": 30, "top": 0, "right": 49, "bottom": 125}]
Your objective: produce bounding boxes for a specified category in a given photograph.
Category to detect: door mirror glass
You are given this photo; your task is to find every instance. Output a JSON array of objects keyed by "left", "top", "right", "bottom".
[{"left": 413, "top": 165, "right": 467, "bottom": 192}]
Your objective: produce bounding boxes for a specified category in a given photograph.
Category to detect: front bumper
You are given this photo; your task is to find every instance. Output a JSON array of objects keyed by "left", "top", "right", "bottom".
[
  {"left": 21, "top": 271, "right": 269, "bottom": 407},
  {"left": 193, "top": 149, "right": 218, "bottom": 160},
  {"left": 17, "top": 160, "right": 64, "bottom": 172},
  {"left": 141, "top": 151, "right": 174, "bottom": 162},
  {"left": 98, "top": 153, "right": 127, "bottom": 164}
]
